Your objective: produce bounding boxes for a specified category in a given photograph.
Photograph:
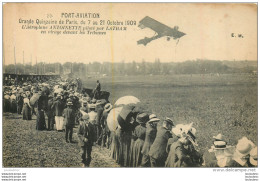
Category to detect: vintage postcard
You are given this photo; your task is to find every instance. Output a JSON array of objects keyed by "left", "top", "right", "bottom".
[{"left": 2, "top": 2, "right": 258, "bottom": 179}]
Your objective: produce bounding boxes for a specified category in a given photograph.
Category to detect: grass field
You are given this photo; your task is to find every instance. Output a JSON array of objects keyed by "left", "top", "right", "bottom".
[
  {"left": 85, "top": 73, "right": 257, "bottom": 153},
  {"left": 3, "top": 73, "right": 257, "bottom": 167}
]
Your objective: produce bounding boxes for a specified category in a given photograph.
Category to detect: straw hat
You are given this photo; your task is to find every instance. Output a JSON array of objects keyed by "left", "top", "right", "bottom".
[
  {"left": 212, "top": 141, "right": 227, "bottom": 150},
  {"left": 148, "top": 117, "right": 160, "bottom": 123},
  {"left": 149, "top": 114, "right": 157, "bottom": 120},
  {"left": 89, "top": 104, "right": 96, "bottom": 109},
  {"left": 213, "top": 134, "right": 224, "bottom": 141},
  {"left": 67, "top": 101, "right": 73, "bottom": 106},
  {"left": 235, "top": 137, "right": 255, "bottom": 157},
  {"left": 249, "top": 146, "right": 257, "bottom": 166}
]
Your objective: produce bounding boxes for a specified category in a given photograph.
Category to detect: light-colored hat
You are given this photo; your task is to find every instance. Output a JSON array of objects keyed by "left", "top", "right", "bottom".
[
  {"left": 104, "top": 103, "right": 113, "bottom": 112},
  {"left": 89, "top": 104, "right": 96, "bottom": 109},
  {"left": 213, "top": 134, "right": 224, "bottom": 141},
  {"left": 235, "top": 137, "right": 255, "bottom": 157},
  {"left": 92, "top": 99, "right": 97, "bottom": 103},
  {"left": 249, "top": 146, "right": 257, "bottom": 166},
  {"left": 82, "top": 114, "right": 89, "bottom": 120},
  {"left": 171, "top": 124, "right": 185, "bottom": 137},
  {"left": 149, "top": 114, "right": 157, "bottom": 120},
  {"left": 212, "top": 141, "right": 227, "bottom": 149},
  {"left": 148, "top": 118, "right": 160, "bottom": 123},
  {"left": 67, "top": 101, "right": 73, "bottom": 106}
]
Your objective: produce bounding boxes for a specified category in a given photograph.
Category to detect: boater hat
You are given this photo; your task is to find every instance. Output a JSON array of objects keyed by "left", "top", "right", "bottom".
[
  {"left": 148, "top": 118, "right": 160, "bottom": 123},
  {"left": 67, "top": 101, "right": 73, "bottom": 106},
  {"left": 149, "top": 114, "right": 157, "bottom": 120}
]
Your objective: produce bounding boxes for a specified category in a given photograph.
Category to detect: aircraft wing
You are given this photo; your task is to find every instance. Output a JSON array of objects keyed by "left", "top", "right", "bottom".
[{"left": 138, "top": 16, "right": 173, "bottom": 35}]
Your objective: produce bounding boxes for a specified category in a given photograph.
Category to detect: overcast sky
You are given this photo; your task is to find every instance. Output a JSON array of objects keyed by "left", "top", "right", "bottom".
[{"left": 3, "top": 3, "right": 257, "bottom": 65}]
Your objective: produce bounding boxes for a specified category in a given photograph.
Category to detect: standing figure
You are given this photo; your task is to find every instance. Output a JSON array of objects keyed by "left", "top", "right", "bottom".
[
  {"left": 63, "top": 101, "right": 75, "bottom": 143},
  {"left": 141, "top": 116, "right": 160, "bottom": 167},
  {"left": 132, "top": 113, "right": 149, "bottom": 167},
  {"left": 46, "top": 95, "right": 55, "bottom": 130},
  {"left": 149, "top": 118, "right": 174, "bottom": 167},
  {"left": 36, "top": 91, "right": 47, "bottom": 130},
  {"left": 101, "top": 103, "right": 112, "bottom": 148},
  {"left": 77, "top": 114, "right": 96, "bottom": 167},
  {"left": 52, "top": 94, "right": 65, "bottom": 131},
  {"left": 17, "top": 93, "right": 24, "bottom": 114},
  {"left": 22, "top": 97, "right": 32, "bottom": 120},
  {"left": 93, "top": 80, "right": 101, "bottom": 99}
]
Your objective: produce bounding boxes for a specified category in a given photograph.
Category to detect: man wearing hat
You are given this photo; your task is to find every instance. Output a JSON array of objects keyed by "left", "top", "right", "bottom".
[
  {"left": 141, "top": 115, "right": 160, "bottom": 167},
  {"left": 63, "top": 101, "right": 76, "bottom": 143},
  {"left": 100, "top": 103, "right": 113, "bottom": 148},
  {"left": 149, "top": 117, "right": 174, "bottom": 167},
  {"left": 95, "top": 100, "right": 106, "bottom": 145},
  {"left": 52, "top": 94, "right": 65, "bottom": 131},
  {"left": 77, "top": 114, "right": 96, "bottom": 167},
  {"left": 46, "top": 95, "right": 55, "bottom": 131},
  {"left": 203, "top": 134, "right": 231, "bottom": 167},
  {"left": 227, "top": 137, "right": 256, "bottom": 167}
]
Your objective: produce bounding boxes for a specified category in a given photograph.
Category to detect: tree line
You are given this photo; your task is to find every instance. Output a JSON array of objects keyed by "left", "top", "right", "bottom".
[{"left": 4, "top": 59, "right": 257, "bottom": 76}]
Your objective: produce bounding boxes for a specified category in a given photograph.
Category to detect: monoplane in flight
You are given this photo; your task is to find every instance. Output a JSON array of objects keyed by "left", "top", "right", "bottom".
[{"left": 137, "top": 16, "right": 186, "bottom": 46}]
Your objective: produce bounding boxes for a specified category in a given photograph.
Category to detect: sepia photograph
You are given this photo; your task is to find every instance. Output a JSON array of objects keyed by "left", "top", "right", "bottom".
[{"left": 1, "top": 2, "right": 258, "bottom": 174}]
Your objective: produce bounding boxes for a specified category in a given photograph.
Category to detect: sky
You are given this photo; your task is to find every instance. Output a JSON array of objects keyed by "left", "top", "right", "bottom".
[{"left": 3, "top": 3, "right": 257, "bottom": 65}]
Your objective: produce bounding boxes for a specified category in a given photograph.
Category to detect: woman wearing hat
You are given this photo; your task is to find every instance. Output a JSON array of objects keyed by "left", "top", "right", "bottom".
[
  {"left": 227, "top": 137, "right": 256, "bottom": 167},
  {"left": 22, "top": 98, "right": 32, "bottom": 120},
  {"left": 131, "top": 113, "right": 149, "bottom": 167},
  {"left": 141, "top": 115, "right": 160, "bottom": 167}
]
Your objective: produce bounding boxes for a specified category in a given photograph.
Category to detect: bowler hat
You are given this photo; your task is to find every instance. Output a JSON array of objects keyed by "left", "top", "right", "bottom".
[
  {"left": 136, "top": 113, "right": 149, "bottom": 124},
  {"left": 164, "top": 117, "right": 174, "bottom": 126}
]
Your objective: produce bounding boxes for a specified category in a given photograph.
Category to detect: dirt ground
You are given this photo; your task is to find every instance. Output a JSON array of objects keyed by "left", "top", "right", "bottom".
[{"left": 3, "top": 113, "right": 119, "bottom": 168}]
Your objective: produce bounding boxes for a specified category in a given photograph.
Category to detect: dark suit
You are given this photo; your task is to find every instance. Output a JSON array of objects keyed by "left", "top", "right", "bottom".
[
  {"left": 77, "top": 121, "right": 96, "bottom": 166},
  {"left": 141, "top": 123, "right": 157, "bottom": 167},
  {"left": 47, "top": 99, "right": 54, "bottom": 130},
  {"left": 52, "top": 99, "right": 64, "bottom": 116},
  {"left": 149, "top": 126, "right": 172, "bottom": 167},
  {"left": 63, "top": 107, "right": 75, "bottom": 142}
]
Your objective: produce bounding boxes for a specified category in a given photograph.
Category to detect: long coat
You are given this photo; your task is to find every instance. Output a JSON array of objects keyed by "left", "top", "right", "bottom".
[
  {"left": 63, "top": 107, "right": 75, "bottom": 126},
  {"left": 77, "top": 121, "right": 96, "bottom": 147},
  {"left": 132, "top": 124, "right": 146, "bottom": 167},
  {"left": 142, "top": 123, "right": 157, "bottom": 156},
  {"left": 149, "top": 127, "right": 172, "bottom": 161},
  {"left": 52, "top": 99, "right": 64, "bottom": 116}
]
